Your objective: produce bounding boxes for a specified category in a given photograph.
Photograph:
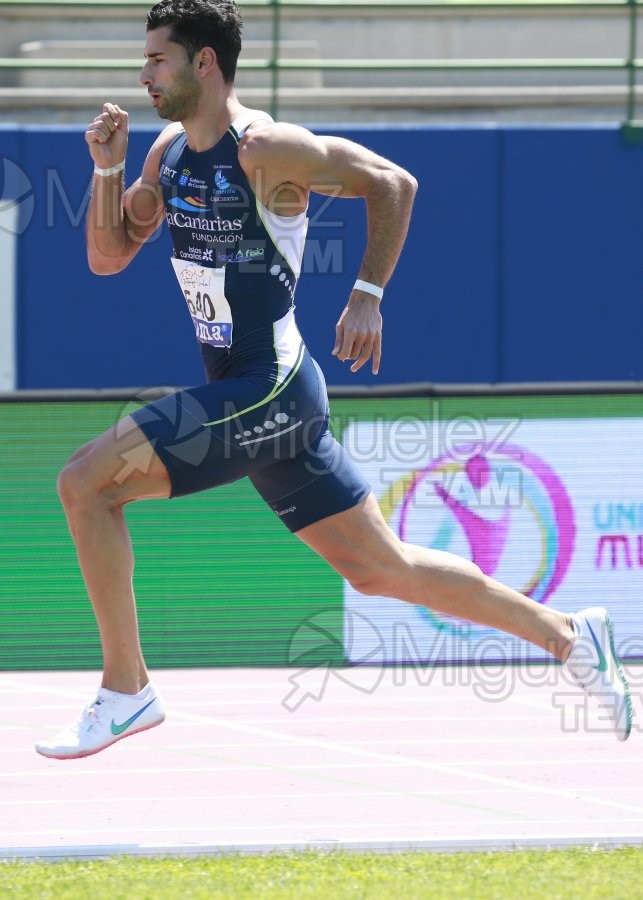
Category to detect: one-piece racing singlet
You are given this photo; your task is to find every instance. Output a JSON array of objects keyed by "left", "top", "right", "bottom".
[
  {"left": 131, "top": 109, "right": 371, "bottom": 532},
  {"left": 159, "top": 110, "right": 308, "bottom": 382}
]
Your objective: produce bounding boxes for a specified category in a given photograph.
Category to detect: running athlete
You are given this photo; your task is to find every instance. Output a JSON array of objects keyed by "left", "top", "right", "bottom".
[{"left": 36, "top": 0, "right": 632, "bottom": 758}]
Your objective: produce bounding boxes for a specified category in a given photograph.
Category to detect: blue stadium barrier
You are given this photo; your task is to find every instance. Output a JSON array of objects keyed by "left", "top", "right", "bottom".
[{"left": 3, "top": 124, "right": 643, "bottom": 389}]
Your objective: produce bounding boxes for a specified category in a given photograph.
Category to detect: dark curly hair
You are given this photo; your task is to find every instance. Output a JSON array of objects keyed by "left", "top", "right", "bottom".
[{"left": 146, "top": 0, "right": 242, "bottom": 83}]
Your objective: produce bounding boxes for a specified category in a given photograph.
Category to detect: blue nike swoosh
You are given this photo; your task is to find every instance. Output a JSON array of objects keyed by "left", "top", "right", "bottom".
[
  {"left": 111, "top": 697, "right": 157, "bottom": 736},
  {"left": 586, "top": 621, "right": 608, "bottom": 672}
]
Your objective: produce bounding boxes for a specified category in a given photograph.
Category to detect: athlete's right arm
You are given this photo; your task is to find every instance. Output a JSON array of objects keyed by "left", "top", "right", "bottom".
[{"left": 85, "top": 103, "right": 178, "bottom": 275}]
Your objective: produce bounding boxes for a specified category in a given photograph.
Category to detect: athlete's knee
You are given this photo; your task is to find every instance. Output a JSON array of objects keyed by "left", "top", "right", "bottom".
[
  {"left": 340, "top": 545, "right": 408, "bottom": 598},
  {"left": 57, "top": 447, "right": 110, "bottom": 511},
  {"left": 348, "top": 568, "right": 388, "bottom": 597},
  {"left": 57, "top": 460, "right": 92, "bottom": 510}
]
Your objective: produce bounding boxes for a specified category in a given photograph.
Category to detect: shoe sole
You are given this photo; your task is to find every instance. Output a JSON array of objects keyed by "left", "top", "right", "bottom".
[
  {"left": 604, "top": 611, "right": 633, "bottom": 742},
  {"left": 35, "top": 715, "right": 165, "bottom": 760}
]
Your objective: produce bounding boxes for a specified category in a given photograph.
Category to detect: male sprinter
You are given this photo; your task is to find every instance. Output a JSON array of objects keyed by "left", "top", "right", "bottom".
[{"left": 36, "top": 0, "right": 631, "bottom": 758}]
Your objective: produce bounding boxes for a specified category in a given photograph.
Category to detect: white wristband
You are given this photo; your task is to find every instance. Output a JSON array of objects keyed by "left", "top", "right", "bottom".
[
  {"left": 94, "top": 160, "right": 125, "bottom": 177},
  {"left": 353, "top": 279, "right": 384, "bottom": 300}
]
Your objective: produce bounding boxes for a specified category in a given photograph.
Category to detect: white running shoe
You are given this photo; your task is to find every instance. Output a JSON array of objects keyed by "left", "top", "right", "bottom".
[
  {"left": 35, "top": 683, "right": 166, "bottom": 759},
  {"left": 564, "top": 607, "right": 632, "bottom": 742}
]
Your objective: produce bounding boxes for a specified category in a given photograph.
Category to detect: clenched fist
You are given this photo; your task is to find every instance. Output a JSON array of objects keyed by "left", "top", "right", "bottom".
[{"left": 85, "top": 103, "right": 129, "bottom": 170}]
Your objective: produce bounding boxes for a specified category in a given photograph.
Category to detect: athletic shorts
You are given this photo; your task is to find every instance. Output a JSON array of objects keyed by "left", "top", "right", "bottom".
[{"left": 130, "top": 346, "right": 371, "bottom": 532}]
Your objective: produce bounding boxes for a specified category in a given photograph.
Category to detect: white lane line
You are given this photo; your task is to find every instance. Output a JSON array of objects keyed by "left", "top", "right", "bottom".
[
  {"left": 167, "top": 707, "right": 643, "bottom": 818},
  {"left": 0, "top": 681, "right": 105, "bottom": 702},
  {"left": 0, "top": 734, "right": 609, "bottom": 752},
  {"left": 2, "top": 671, "right": 640, "bottom": 693},
  {"left": 426, "top": 757, "right": 643, "bottom": 768},
  {"left": 5, "top": 676, "right": 625, "bottom": 704},
  {"left": 140, "top": 714, "right": 555, "bottom": 725},
  {"left": 0, "top": 706, "right": 83, "bottom": 712},
  {"left": 0, "top": 714, "right": 555, "bottom": 733},
  {"left": 1, "top": 817, "right": 643, "bottom": 840},
  {"left": 0, "top": 677, "right": 579, "bottom": 716},
  {"left": 8, "top": 676, "right": 643, "bottom": 818},
  {"left": 8, "top": 757, "right": 639, "bottom": 773},
  {"left": 507, "top": 698, "right": 562, "bottom": 712},
  {"left": 0, "top": 763, "right": 422, "bottom": 777},
  {"left": 0, "top": 694, "right": 555, "bottom": 711},
  {"left": 3, "top": 713, "right": 558, "bottom": 726},
  {"left": 0, "top": 681, "right": 554, "bottom": 722},
  {"left": 0, "top": 683, "right": 586, "bottom": 704},
  {"left": 0, "top": 787, "right": 641, "bottom": 807},
  {"left": 154, "top": 735, "right": 628, "bottom": 748},
  {"left": 4, "top": 758, "right": 641, "bottom": 777}
]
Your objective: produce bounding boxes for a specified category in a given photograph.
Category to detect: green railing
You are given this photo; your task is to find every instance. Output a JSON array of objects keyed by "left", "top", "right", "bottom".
[{"left": 0, "top": 0, "right": 640, "bottom": 128}]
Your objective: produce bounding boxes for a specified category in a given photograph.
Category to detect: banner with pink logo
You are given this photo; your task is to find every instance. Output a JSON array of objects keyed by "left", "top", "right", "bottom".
[{"left": 342, "top": 417, "right": 643, "bottom": 664}]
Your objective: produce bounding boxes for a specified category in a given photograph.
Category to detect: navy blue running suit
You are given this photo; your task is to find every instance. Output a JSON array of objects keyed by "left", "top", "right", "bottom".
[{"left": 131, "top": 111, "right": 370, "bottom": 532}]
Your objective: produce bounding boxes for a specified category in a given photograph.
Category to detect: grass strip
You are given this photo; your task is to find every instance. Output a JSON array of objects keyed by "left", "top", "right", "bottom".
[{"left": 1, "top": 847, "right": 642, "bottom": 899}]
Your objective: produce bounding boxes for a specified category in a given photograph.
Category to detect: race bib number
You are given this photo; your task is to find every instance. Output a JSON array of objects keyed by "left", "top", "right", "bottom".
[{"left": 171, "top": 258, "right": 233, "bottom": 348}]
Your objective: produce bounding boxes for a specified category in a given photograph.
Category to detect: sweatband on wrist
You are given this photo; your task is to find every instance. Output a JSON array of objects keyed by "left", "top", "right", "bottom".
[
  {"left": 94, "top": 160, "right": 125, "bottom": 177},
  {"left": 353, "top": 279, "right": 384, "bottom": 300}
]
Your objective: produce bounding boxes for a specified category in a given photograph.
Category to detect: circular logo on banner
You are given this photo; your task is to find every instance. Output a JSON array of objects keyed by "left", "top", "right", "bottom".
[{"left": 379, "top": 443, "right": 575, "bottom": 633}]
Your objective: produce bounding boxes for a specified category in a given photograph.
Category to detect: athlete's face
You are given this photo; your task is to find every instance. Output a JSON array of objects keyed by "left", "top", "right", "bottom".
[{"left": 140, "top": 26, "right": 202, "bottom": 121}]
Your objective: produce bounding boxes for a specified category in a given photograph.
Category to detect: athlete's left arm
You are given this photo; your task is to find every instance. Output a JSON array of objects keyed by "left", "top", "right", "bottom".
[{"left": 239, "top": 123, "right": 418, "bottom": 374}]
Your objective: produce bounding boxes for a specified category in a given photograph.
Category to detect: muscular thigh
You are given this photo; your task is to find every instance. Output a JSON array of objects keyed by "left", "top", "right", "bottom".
[{"left": 295, "top": 492, "right": 402, "bottom": 572}]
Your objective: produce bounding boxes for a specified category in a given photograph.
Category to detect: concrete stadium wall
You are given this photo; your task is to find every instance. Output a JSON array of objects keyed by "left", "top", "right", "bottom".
[{"left": 2, "top": 123, "right": 643, "bottom": 389}]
